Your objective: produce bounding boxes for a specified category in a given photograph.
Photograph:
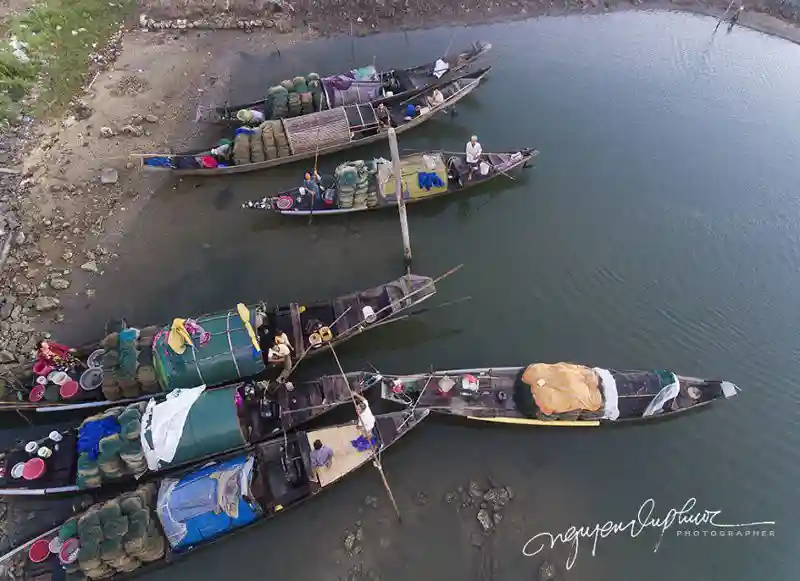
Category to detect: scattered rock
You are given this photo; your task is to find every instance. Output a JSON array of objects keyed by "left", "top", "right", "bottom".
[
  {"left": 484, "top": 487, "right": 510, "bottom": 508},
  {"left": 99, "top": 126, "right": 115, "bottom": 138},
  {"left": 477, "top": 508, "right": 493, "bottom": 533},
  {"left": 121, "top": 124, "right": 144, "bottom": 137},
  {"left": 34, "top": 296, "right": 60, "bottom": 312},
  {"left": 538, "top": 560, "right": 557, "bottom": 581},
  {"left": 100, "top": 168, "right": 119, "bottom": 185},
  {"left": 355, "top": 527, "right": 364, "bottom": 542},
  {"left": 49, "top": 278, "right": 70, "bottom": 290},
  {"left": 145, "top": 114, "right": 159, "bottom": 123},
  {"left": 73, "top": 101, "right": 93, "bottom": 120},
  {"left": 62, "top": 250, "right": 74, "bottom": 262},
  {"left": 343, "top": 531, "right": 356, "bottom": 552},
  {"left": 14, "top": 231, "right": 25, "bottom": 246},
  {"left": 0, "top": 350, "right": 15, "bottom": 364},
  {"left": 444, "top": 491, "right": 456, "bottom": 504},
  {"left": 492, "top": 511, "right": 503, "bottom": 525},
  {"left": 80, "top": 261, "right": 99, "bottom": 274},
  {"left": 469, "top": 481, "right": 484, "bottom": 498}
]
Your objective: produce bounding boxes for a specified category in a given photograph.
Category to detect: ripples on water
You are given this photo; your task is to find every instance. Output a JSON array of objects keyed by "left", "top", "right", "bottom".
[{"left": 9, "top": 10, "right": 798, "bottom": 581}]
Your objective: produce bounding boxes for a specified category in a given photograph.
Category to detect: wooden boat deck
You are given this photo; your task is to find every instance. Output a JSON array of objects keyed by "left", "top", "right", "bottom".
[{"left": 306, "top": 423, "right": 372, "bottom": 487}]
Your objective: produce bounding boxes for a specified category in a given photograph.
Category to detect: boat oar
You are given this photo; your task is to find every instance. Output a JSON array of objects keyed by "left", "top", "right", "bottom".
[
  {"left": 329, "top": 342, "right": 402, "bottom": 522},
  {"left": 236, "top": 303, "right": 261, "bottom": 357}
]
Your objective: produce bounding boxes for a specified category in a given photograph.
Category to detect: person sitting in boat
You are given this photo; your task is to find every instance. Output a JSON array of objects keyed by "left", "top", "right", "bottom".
[
  {"left": 311, "top": 439, "right": 334, "bottom": 469},
  {"left": 36, "top": 340, "right": 82, "bottom": 370},
  {"left": 303, "top": 171, "right": 322, "bottom": 201},
  {"left": 427, "top": 88, "right": 445, "bottom": 109},
  {"left": 274, "top": 329, "right": 293, "bottom": 352},
  {"left": 465, "top": 135, "right": 483, "bottom": 181},
  {"left": 268, "top": 341, "right": 292, "bottom": 381}
]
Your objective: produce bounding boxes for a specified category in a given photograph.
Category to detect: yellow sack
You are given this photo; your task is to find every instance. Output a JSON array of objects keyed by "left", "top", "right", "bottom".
[
  {"left": 166, "top": 318, "right": 193, "bottom": 355},
  {"left": 521, "top": 363, "right": 603, "bottom": 415}
]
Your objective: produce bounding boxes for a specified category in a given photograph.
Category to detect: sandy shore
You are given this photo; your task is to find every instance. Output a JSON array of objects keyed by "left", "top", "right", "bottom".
[{"left": 2, "top": 0, "right": 800, "bottom": 367}]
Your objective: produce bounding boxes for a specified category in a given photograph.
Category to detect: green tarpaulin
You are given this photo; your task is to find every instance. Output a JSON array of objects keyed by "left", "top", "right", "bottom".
[
  {"left": 142, "top": 386, "right": 246, "bottom": 469},
  {"left": 152, "top": 308, "right": 266, "bottom": 392}
]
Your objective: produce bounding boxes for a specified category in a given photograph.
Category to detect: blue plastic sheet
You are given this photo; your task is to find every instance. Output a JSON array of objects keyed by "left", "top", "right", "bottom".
[
  {"left": 350, "top": 434, "right": 378, "bottom": 452},
  {"left": 78, "top": 417, "right": 121, "bottom": 460},
  {"left": 417, "top": 172, "right": 444, "bottom": 191}
]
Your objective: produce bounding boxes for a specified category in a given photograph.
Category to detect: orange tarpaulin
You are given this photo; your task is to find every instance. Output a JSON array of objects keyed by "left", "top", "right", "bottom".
[{"left": 521, "top": 363, "right": 604, "bottom": 415}]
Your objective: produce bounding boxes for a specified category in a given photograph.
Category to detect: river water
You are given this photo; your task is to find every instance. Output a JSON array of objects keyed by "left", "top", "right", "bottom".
[{"left": 24, "top": 9, "right": 800, "bottom": 581}]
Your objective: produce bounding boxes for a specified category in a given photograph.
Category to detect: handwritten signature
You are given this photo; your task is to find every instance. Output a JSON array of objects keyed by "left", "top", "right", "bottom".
[{"left": 522, "top": 497, "right": 775, "bottom": 571}]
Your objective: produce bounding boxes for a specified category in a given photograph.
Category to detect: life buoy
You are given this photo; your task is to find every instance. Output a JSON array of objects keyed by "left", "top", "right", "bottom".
[{"left": 275, "top": 195, "right": 293, "bottom": 210}]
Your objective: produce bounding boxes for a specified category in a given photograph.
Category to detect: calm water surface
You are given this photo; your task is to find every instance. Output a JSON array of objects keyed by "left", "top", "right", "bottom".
[{"left": 31, "top": 9, "right": 800, "bottom": 581}]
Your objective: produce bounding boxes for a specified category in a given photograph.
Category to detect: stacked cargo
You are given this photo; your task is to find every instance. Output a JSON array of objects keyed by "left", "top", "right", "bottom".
[
  {"left": 60, "top": 484, "right": 165, "bottom": 579},
  {"left": 76, "top": 402, "right": 147, "bottom": 490},
  {"left": 269, "top": 72, "right": 323, "bottom": 120},
  {"left": 99, "top": 326, "right": 160, "bottom": 401},
  {"left": 334, "top": 160, "right": 380, "bottom": 209}
]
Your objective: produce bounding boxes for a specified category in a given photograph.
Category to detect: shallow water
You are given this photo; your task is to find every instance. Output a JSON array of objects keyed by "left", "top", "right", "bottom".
[{"left": 24, "top": 10, "right": 800, "bottom": 580}]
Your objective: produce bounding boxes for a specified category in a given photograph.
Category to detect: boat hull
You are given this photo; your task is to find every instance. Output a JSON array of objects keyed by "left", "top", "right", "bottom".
[{"left": 374, "top": 365, "right": 739, "bottom": 426}]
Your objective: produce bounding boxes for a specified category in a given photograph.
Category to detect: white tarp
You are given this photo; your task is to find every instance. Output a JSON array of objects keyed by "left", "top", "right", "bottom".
[
  {"left": 141, "top": 385, "right": 206, "bottom": 471},
  {"left": 593, "top": 367, "right": 619, "bottom": 420},
  {"left": 642, "top": 373, "right": 680, "bottom": 417},
  {"left": 433, "top": 59, "right": 450, "bottom": 79}
]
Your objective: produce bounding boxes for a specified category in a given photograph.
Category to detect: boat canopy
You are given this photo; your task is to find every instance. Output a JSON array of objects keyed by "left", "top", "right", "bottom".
[
  {"left": 156, "top": 454, "right": 260, "bottom": 551},
  {"left": 377, "top": 153, "right": 448, "bottom": 201},
  {"left": 152, "top": 308, "right": 266, "bottom": 392},
  {"left": 141, "top": 385, "right": 245, "bottom": 471}
]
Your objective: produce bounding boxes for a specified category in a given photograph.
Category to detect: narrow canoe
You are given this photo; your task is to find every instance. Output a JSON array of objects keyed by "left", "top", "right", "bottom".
[
  {"left": 1, "top": 410, "right": 429, "bottom": 580},
  {"left": 0, "top": 270, "right": 457, "bottom": 415},
  {"left": 138, "top": 67, "right": 491, "bottom": 177},
  {"left": 242, "top": 148, "right": 538, "bottom": 216},
  {"left": 203, "top": 40, "right": 492, "bottom": 126},
  {"left": 327, "top": 364, "right": 739, "bottom": 426}
]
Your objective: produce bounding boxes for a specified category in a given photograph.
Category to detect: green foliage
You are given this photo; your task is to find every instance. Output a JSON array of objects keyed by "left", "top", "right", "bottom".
[{"left": 0, "top": 0, "right": 133, "bottom": 120}]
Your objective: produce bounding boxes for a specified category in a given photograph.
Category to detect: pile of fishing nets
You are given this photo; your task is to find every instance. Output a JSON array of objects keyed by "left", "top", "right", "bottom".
[
  {"left": 233, "top": 120, "right": 291, "bottom": 165},
  {"left": 334, "top": 160, "right": 379, "bottom": 209},
  {"left": 99, "top": 326, "right": 160, "bottom": 401},
  {"left": 268, "top": 72, "right": 323, "bottom": 120},
  {"left": 76, "top": 403, "right": 148, "bottom": 489},
  {"left": 60, "top": 483, "right": 165, "bottom": 579}
]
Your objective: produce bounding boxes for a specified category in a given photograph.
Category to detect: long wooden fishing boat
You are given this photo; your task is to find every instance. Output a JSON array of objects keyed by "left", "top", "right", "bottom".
[
  {"left": 203, "top": 41, "right": 492, "bottom": 126},
  {"left": 242, "top": 147, "right": 538, "bottom": 216},
  {"left": 337, "top": 363, "right": 740, "bottom": 427},
  {"left": 138, "top": 67, "right": 490, "bottom": 177},
  {"left": 1, "top": 409, "right": 428, "bottom": 581},
  {"left": 0, "top": 371, "right": 382, "bottom": 496},
  {"left": 0, "top": 270, "right": 458, "bottom": 415}
]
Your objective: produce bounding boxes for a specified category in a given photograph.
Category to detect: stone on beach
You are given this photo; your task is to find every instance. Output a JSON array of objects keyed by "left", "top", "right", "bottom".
[
  {"left": 34, "top": 296, "right": 60, "bottom": 312},
  {"left": 81, "top": 260, "right": 99, "bottom": 273},
  {"left": 100, "top": 168, "right": 118, "bottom": 184}
]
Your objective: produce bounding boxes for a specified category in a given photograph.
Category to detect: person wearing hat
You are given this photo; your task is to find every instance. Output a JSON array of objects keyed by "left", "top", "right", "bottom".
[{"left": 465, "top": 135, "right": 483, "bottom": 181}]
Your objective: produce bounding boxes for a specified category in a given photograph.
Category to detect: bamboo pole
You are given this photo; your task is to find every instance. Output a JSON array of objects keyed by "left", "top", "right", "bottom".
[
  {"left": 388, "top": 127, "right": 411, "bottom": 271},
  {"left": 329, "top": 344, "right": 402, "bottom": 521}
]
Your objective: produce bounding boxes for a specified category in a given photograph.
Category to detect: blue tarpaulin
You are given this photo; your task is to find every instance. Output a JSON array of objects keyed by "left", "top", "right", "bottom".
[
  {"left": 156, "top": 454, "right": 260, "bottom": 552},
  {"left": 417, "top": 172, "right": 444, "bottom": 191},
  {"left": 350, "top": 434, "right": 378, "bottom": 452},
  {"left": 78, "top": 417, "right": 121, "bottom": 460}
]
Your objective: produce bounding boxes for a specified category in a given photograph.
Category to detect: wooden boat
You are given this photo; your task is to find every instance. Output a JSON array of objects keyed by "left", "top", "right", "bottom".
[
  {"left": 0, "top": 371, "right": 382, "bottom": 496},
  {"left": 138, "top": 67, "right": 490, "bottom": 177},
  {"left": 0, "top": 270, "right": 457, "bottom": 415},
  {"left": 2, "top": 409, "right": 428, "bottom": 580},
  {"left": 242, "top": 148, "right": 538, "bottom": 216},
  {"left": 203, "top": 41, "right": 492, "bottom": 126},
  {"left": 344, "top": 364, "right": 739, "bottom": 426}
]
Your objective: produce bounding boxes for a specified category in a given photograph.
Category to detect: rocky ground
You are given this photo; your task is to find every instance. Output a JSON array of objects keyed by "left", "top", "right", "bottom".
[{"left": 2, "top": 0, "right": 800, "bottom": 372}]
